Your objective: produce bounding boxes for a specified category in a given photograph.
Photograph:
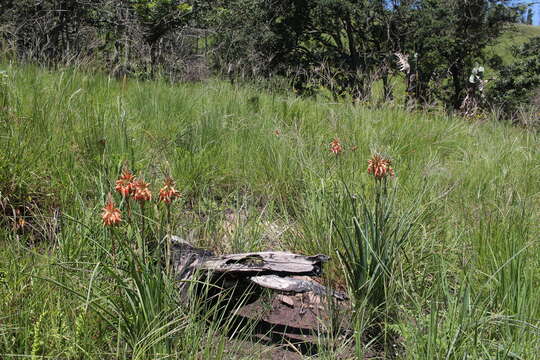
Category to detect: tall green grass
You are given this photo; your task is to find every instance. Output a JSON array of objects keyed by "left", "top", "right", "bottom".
[{"left": 0, "top": 63, "right": 539, "bottom": 358}]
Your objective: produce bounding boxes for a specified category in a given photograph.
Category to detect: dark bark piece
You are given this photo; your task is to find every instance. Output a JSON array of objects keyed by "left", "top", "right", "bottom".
[{"left": 170, "top": 235, "right": 214, "bottom": 282}]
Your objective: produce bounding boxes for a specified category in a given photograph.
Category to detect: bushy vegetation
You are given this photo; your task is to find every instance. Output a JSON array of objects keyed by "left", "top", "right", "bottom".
[
  {"left": 4, "top": 0, "right": 540, "bottom": 117},
  {"left": 488, "top": 35, "right": 540, "bottom": 121},
  {"left": 0, "top": 64, "right": 538, "bottom": 358},
  {"left": 486, "top": 24, "right": 540, "bottom": 65}
]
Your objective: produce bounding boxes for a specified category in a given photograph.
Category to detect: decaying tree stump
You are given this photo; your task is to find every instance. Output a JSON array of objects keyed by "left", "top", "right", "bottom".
[
  {"left": 169, "top": 235, "right": 347, "bottom": 301},
  {"left": 170, "top": 236, "right": 351, "bottom": 357}
]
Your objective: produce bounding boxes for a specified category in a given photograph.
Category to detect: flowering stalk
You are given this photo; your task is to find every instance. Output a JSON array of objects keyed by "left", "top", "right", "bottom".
[
  {"left": 334, "top": 153, "right": 404, "bottom": 316},
  {"left": 159, "top": 177, "right": 181, "bottom": 275},
  {"left": 165, "top": 204, "right": 172, "bottom": 274},
  {"left": 102, "top": 193, "right": 122, "bottom": 226},
  {"left": 102, "top": 193, "right": 122, "bottom": 265},
  {"left": 115, "top": 168, "right": 135, "bottom": 219},
  {"left": 329, "top": 137, "right": 346, "bottom": 181},
  {"left": 330, "top": 138, "right": 343, "bottom": 156},
  {"left": 132, "top": 179, "right": 152, "bottom": 259},
  {"left": 367, "top": 154, "right": 395, "bottom": 256},
  {"left": 367, "top": 154, "right": 395, "bottom": 181},
  {"left": 115, "top": 168, "right": 136, "bottom": 199}
]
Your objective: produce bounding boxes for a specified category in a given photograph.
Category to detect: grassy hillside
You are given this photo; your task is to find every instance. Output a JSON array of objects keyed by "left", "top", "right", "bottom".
[
  {"left": 0, "top": 64, "right": 539, "bottom": 359},
  {"left": 486, "top": 24, "right": 540, "bottom": 64}
]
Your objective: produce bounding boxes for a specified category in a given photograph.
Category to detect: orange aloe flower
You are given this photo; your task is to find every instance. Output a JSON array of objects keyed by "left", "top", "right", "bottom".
[
  {"left": 115, "top": 169, "right": 136, "bottom": 197},
  {"left": 159, "top": 177, "right": 181, "bottom": 204},
  {"left": 330, "top": 138, "right": 343, "bottom": 155},
  {"left": 132, "top": 179, "right": 152, "bottom": 202},
  {"left": 367, "top": 154, "right": 395, "bottom": 179},
  {"left": 102, "top": 193, "right": 122, "bottom": 226}
]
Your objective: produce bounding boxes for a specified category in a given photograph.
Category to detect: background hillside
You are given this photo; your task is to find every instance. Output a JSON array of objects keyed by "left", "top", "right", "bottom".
[{"left": 487, "top": 24, "right": 540, "bottom": 63}]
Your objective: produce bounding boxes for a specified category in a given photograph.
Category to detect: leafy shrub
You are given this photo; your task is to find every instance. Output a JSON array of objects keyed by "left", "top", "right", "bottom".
[{"left": 488, "top": 36, "right": 540, "bottom": 119}]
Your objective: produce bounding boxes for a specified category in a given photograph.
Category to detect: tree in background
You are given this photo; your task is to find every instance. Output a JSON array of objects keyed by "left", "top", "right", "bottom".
[
  {"left": 526, "top": 7, "right": 533, "bottom": 25},
  {"left": 0, "top": 0, "right": 102, "bottom": 63},
  {"left": 207, "top": 0, "right": 517, "bottom": 109},
  {"left": 209, "top": 0, "right": 409, "bottom": 100},
  {"left": 129, "top": 0, "right": 193, "bottom": 73},
  {"left": 488, "top": 36, "right": 540, "bottom": 117},
  {"left": 0, "top": 0, "right": 197, "bottom": 77},
  {"left": 0, "top": 0, "right": 530, "bottom": 116},
  {"left": 399, "top": 0, "right": 516, "bottom": 109}
]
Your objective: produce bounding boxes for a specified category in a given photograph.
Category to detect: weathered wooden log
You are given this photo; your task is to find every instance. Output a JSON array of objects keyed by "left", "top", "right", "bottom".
[
  {"left": 199, "top": 252, "right": 329, "bottom": 275},
  {"left": 169, "top": 235, "right": 346, "bottom": 300},
  {"left": 250, "top": 275, "right": 347, "bottom": 300}
]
